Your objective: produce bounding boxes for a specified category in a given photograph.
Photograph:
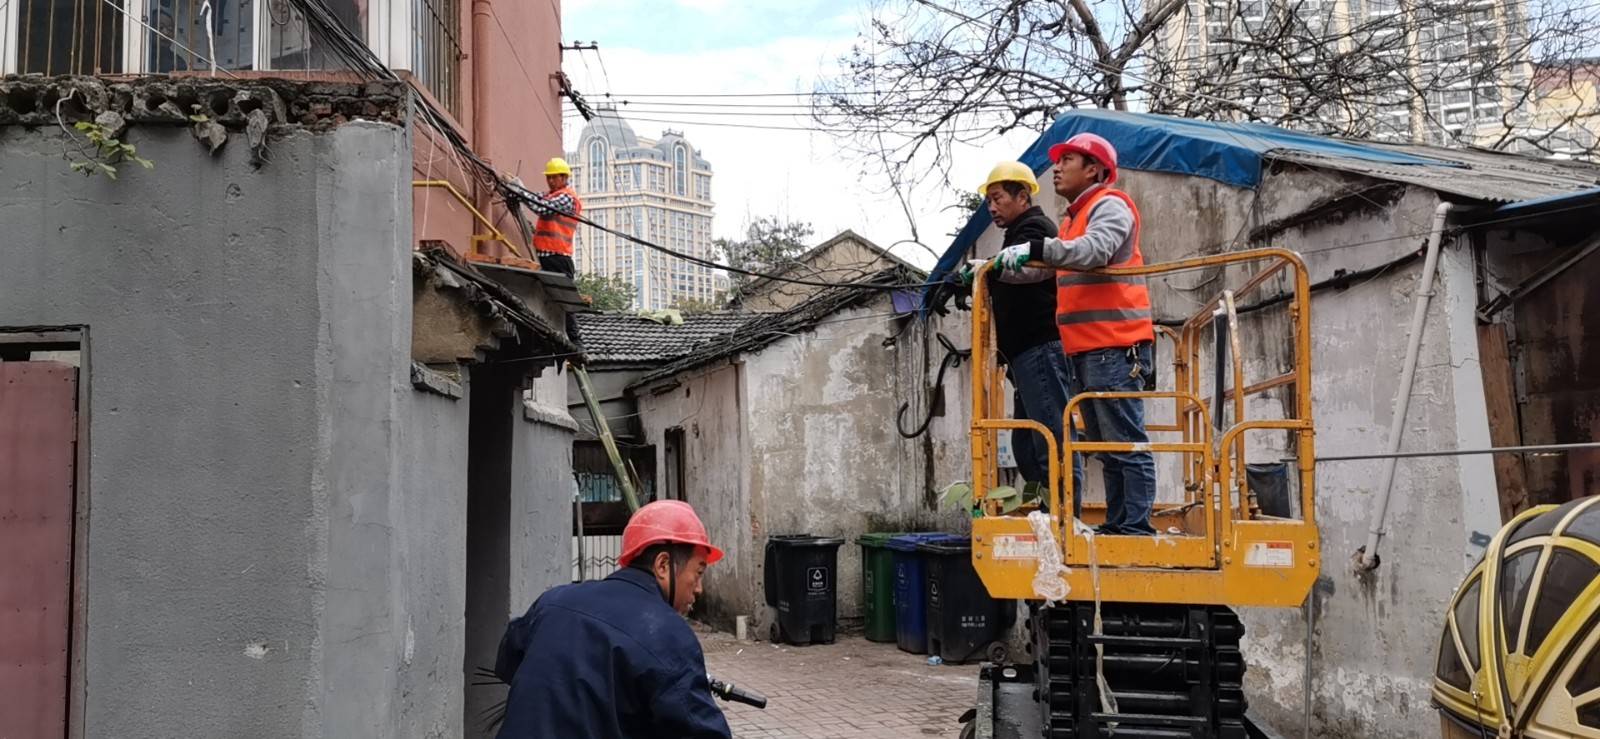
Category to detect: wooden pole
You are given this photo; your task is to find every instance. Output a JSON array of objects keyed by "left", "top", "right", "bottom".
[{"left": 572, "top": 364, "right": 641, "bottom": 513}]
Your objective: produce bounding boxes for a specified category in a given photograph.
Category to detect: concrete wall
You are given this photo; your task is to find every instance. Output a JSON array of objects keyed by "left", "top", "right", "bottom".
[
  {"left": 0, "top": 121, "right": 417, "bottom": 736},
  {"left": 635, "top": 301, "right": 967, "bottom": 636},
  {"left": 396, "top": 387, "right": 473, "bottom": 737},
  {"left": 635, "top": 363, "right": 753, "bottom": 629}
]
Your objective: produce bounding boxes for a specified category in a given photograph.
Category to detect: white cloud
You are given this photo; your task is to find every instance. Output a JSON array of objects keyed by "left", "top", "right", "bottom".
[{"left": 561, "top": 37, "right": 1039, "bottom": 269}]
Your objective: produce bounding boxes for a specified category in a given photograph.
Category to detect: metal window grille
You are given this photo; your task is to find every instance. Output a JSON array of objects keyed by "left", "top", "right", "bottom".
[
  {"left": 411, "top": 0, "right": 460, "bottom": 116},
  {"left": 16, "top": 0, "right": 124, "bottom": 75},
  {"left": 267, "top": 0, "right": 359, "bottom": 72},
  {"left": 146, "top": 0, "right": 254, "bottom": 74}
]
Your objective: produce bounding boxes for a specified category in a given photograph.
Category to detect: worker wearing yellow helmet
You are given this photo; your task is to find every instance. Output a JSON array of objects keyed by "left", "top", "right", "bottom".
[
  {"left": 964, "top": 161, "right": 1080, "bottom": 509},
  {"left": 527, "top": 157, "right": 582, "bottom": 276}
]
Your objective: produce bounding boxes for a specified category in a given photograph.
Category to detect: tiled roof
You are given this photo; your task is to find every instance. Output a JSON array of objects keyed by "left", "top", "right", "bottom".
[
  {"left": 574, "top": 311, "right": 757, "bottom": 366},
  {"left": 630, "top": 268, "right": 914, "bottom": 388}
]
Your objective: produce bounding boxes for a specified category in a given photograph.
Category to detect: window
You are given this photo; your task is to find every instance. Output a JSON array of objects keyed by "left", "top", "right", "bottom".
[
  {"left": 587, "top": 138, "right": 607, "bottom": 192},
  {"left": 1500, "top": 549, "right": 1541, "bottom": 653},
  {"left": 13, "top": 0, "right": 125, "bottom": 74},
  {"left": 146, "top": 0, "right": 253, "bottom": 73},
  {"left": 1523, "top": 549, "right": 1598, "bottom": 656},
  {"left": 1435, "top": 625, "right": 1472, "bottom": 690},
  {"left": 268, "top": 0, "right": 362, "bottom": 71},
  {"left": 1453, "top": 576, "right": 1483, "bottom": 670},
  {"left": 411, "top": 0, "right": 461, "bottom": 115},
  {"left": 673, "top": 144, "right": 687, "bottom": 196}
]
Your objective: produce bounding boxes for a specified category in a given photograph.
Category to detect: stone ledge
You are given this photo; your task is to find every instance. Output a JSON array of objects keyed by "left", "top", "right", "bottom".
[
  {"left": 410, "top": 362, "right": 463, "bottom": 399},
  {"left": 0, "top": 75, "right": 407, "bottom": 130}
]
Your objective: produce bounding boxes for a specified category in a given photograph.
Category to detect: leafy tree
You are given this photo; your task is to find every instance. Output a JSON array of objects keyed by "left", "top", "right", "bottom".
[
  {"left": 576, "top": 272, "right": 638, "bottom": 312},
  {"left": 713, "top": 217, "right": 815, "bottom": 290}
]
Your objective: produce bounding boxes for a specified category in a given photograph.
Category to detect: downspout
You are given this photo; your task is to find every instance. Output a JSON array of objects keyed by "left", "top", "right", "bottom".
[
  {"left": 1356, "top": 201, "right": 1457, "bottom": 571},
  {"left": 471, "top": 0, "right": 495, "bottom": 244}
]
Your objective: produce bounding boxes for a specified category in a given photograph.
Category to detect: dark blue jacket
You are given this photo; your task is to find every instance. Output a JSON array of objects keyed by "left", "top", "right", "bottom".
[{"left": 494, "top": 567, "right": 732, "bottom": 739}]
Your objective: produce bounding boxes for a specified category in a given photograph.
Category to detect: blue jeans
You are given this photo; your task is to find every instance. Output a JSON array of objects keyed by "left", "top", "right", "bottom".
[
  {"left": 1007, "top": 341, "right": 1082, "bottom": 516},
  {"left": 1068, "top": 342, "right": 1157, "bottom": 535}
]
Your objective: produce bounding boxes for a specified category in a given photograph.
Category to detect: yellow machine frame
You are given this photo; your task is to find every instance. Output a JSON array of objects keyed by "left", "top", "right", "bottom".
[
  {"left": 968, "top": 248, "right": 1320, "bottom": 607},
  {"left": 1432, "top": 498, "right": 1600, "bottom": 738}
]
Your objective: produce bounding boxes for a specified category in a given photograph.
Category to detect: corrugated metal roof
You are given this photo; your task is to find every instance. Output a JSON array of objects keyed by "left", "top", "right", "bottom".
[
  {"left": 1273, "top": 143, "right": 1600, "bottom": 203},
  {"left": 575, "top": 311, "right": 757, "bottom": 366}
]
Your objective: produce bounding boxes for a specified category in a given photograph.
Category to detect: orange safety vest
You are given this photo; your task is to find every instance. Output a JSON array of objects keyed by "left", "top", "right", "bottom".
[
  {"left": 1054, "top": 187, "right": 1155, "bottom": 355},
  {"left": 532, "top": 185, "right": 581, "bottom": 256}
]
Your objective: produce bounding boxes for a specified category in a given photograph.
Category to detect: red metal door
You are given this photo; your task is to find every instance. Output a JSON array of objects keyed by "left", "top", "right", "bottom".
[{"left": 0, "top": 361, "right": 78, "bottom": 739}]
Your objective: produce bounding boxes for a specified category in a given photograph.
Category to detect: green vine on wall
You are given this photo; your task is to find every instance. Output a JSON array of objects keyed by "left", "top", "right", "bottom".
[{"left": 65, "top": 121, "right": 154, "bottom": 180}]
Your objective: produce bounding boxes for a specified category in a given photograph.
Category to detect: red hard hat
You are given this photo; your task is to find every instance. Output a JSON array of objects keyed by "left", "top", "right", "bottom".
[
  {"left": 618, "top": 500, "right": 724, "bottom": 567},
  {"left": 1048, "top": 133, "right": 1119, "bottom": 185}
]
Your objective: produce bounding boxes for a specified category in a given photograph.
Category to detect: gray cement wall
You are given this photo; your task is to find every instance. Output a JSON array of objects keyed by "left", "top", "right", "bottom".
[
  {"left": 0, "top": 120, "right": 419, "bottom": 737},
  {"left": 635, "top": 302, "right": 966, "bottom": 638},
  {"left": 635, "top": 362, "right": 754, "bottom": 630},
  {"left": 396, "top": 386, "right": 472, "bottom": 738}
]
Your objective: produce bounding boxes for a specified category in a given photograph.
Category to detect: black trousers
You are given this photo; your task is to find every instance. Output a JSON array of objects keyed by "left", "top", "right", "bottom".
[{"left": 538, "top": 252, "right": 575, "bottom": 277}]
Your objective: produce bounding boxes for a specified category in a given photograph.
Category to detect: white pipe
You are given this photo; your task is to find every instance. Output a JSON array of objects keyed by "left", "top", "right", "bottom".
[{"left": 1358, "top": 201, "right": 1456, "bottom": 570}]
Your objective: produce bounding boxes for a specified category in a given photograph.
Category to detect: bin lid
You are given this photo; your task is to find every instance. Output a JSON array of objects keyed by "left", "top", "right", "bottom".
[
  {"left": 886, "top": 533, "right": 948, "bottom": 552},
  {"left": 916, "top": 534, "right": 972, "bottom": 554},
  {"left": 857, "top": 532, "right": 910, "bottom": 547},
  {"left": 768, "top": 534, "right": 845, "bottom": 547}
]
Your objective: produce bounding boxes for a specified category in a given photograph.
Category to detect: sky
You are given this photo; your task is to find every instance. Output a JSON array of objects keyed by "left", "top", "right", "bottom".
[{"left": 559, "top": 0, "right": 1039, "bottom": 269}]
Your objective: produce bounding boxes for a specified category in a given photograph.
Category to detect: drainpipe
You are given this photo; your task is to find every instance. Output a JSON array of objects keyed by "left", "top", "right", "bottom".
[
  {"left": 471, "top": 0, "right": 495, "bottom": 251},
  {"left": 1356, "top": 201, "right": 1457, "bottom": 571}
]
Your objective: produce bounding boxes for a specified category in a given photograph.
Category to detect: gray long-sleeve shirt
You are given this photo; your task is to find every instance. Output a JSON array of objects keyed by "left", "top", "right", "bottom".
[{"left": 1018, "top": 185, "right": 1138, "bottom": 276}]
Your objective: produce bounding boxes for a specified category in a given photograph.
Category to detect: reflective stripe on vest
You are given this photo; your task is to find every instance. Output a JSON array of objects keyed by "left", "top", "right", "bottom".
[
  {"left": 532, "top": 186, "right": 581, "bottom": 256},
  {"left": 1054, "top": 188, "right": 1155, "bottom": 354}
]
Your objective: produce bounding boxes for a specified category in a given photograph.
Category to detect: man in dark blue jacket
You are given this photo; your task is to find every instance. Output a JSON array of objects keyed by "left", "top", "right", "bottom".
[{"left": 494, "top": 500, "right": 732, "bottom": 738}]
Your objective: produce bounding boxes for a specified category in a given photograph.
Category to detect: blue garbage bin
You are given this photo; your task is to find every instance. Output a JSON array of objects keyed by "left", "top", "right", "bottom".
[{"left": 887, "top": 533, "right": 946, "bottom": 654}]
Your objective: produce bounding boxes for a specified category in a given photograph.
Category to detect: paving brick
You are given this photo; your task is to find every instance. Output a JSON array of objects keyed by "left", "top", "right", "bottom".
[{"left": 699, "top": 627, "right": 977, "bottom": 738}]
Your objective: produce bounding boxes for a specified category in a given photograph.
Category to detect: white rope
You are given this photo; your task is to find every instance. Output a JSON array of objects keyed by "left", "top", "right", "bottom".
[
  {"left": 1074, "top": 519, "right": 1120, "bottom": 720},
  {"left": 1027, "top": 510, "right": 1070, "bottom": 602},
  {"left": 200, "top": 0, "right": 218, "bottom": 76}
]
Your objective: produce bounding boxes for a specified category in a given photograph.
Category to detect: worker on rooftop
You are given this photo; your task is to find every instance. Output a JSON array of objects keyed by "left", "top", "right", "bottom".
[
  {"left": 964, "top": 161, "right": 1081, "bottom": 511},
  {"left": 526, "top": 157, "right": 582, "bottom": 277},
  {"left": 993, "top": 133, "right": 1158, "bottom": 535},
  {"left": 493, "top": 500, "right": 732, "bottom": 738}
]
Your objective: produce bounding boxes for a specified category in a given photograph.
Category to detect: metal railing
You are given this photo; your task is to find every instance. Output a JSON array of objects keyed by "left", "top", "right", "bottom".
[{"left": 969, "top": 247, "right": 1317, "bottom": 555}]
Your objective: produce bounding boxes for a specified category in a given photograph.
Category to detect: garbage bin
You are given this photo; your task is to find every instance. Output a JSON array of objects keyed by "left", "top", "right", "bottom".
[
  {"left": 919, "top": 534, "right": 1017, "bottom": 664},
  {"left": 887, "top": 533, "right": 947, "bottom": 654},
  {"left": 763, "top": 534, "right": 845, "bottom": 646},
  {"left": 857, "top": 532, "right": 913, "bottom": 643}
]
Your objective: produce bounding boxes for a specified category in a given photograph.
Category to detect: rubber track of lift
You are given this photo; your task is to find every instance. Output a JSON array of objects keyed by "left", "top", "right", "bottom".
[{"left": 1027, "top": 602, "right": 1248, "bottom": 738}]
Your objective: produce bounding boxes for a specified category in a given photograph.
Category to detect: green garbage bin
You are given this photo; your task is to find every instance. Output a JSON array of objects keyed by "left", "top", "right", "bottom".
[{"left": 857, "top": 532, "right": 907, "bottom": 643}]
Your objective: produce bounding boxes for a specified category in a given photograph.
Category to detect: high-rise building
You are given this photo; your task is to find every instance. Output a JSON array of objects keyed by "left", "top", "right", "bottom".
[
  {"left": 1153, "top": 0, "right": 1533, "bottom": 148},
  {"left": 569, "top": 108, "right": 725, "bottom": 310}
]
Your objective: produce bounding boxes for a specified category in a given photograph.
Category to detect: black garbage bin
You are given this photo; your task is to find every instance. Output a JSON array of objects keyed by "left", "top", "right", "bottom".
[
  {"left": 919, "top": 534, "right": 1016, "bottom": 663},
  {"left": 763, "top": 534, "right": 845, "bottom": 646}
]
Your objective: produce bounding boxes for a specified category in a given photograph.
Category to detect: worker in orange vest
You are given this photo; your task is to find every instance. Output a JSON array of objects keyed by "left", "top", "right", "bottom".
[
  {"left": 527, "top": 157, "right": 582, "bottom": 276},
  {"left": 994, "top": 132, "right": 1157, "bottom": 535}
]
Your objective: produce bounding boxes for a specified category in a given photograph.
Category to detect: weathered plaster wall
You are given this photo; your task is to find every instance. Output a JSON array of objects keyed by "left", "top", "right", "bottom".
[
  {"left": 514, "top": 369, "right": 579, "bottom": 606},
  {"left": 636, "top": 363, "right": 753, "bottom": 629},
  {"left": 742, "top": 301, "right": 958, "bottom": 635},
  {"left": 0, "top": 121, "right": 419, "bottom": 737},
  {"left": 396, "top": 387, "right": 472, "bottom": 738}
]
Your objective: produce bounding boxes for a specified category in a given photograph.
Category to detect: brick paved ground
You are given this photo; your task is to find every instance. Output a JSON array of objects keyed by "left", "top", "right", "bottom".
[{"left": 698, "top": 626, "right": 979, "bottom": 739}]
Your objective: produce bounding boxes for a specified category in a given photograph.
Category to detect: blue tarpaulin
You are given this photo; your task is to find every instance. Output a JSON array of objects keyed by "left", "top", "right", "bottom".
[{"left": 925, "top": 109, "right": 1461, "bottom": 313}]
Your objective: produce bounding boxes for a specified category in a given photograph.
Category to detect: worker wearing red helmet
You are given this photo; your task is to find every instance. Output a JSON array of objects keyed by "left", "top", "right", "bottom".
[
  {"left": 492, "top": 500, "right": 732, "bottom": 738},
  {"left": 993, "top": 132, "right": 1158, "bottom": 536}
]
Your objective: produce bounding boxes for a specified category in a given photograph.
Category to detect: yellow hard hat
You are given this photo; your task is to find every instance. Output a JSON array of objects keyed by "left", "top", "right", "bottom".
[
  {"left": 979, "top": 161, "right": 1040, "bottom": 196},
  {"left": 544, "top": 157, "right": 572, "bottom": 176}
]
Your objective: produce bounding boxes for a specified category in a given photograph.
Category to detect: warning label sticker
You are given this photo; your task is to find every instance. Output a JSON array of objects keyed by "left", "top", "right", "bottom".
[
  {"left": 992, "top": 535, "right": 1040, "bottom": 560},
  {"left": 1244, "top": 541, "right": 1295, "bottom": 568}
]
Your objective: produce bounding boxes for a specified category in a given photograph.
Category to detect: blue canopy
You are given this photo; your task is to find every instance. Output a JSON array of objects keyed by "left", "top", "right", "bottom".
[{"left": 925, "top": 109, "right": 1458, "bottom": 312}]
